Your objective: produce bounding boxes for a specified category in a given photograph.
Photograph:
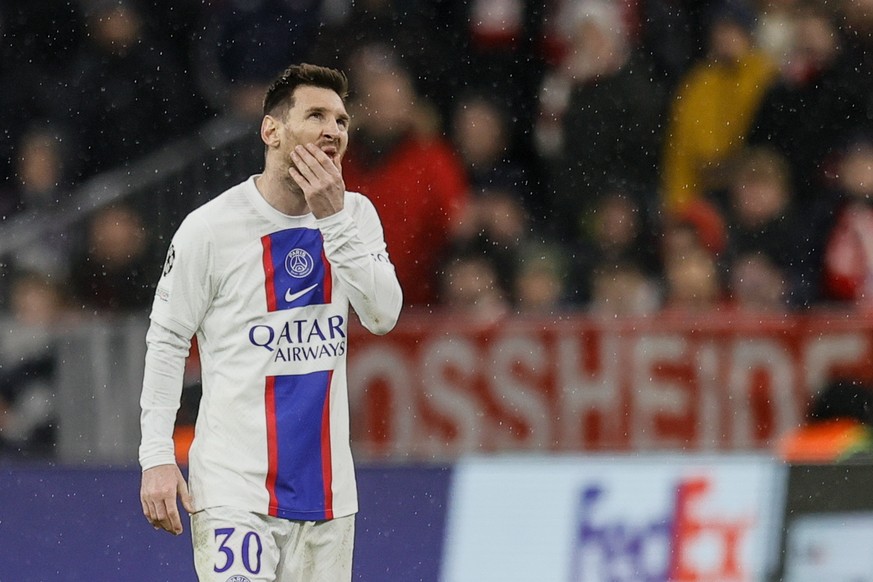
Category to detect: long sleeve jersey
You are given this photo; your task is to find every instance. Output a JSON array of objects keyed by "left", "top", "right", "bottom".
[{"left": 139, "top": 175, "right": 402, "bottom": 520}]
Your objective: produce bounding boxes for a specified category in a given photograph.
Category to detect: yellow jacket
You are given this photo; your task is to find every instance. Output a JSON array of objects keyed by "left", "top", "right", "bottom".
[{"left": 662, "top": 51, "right": 777, "bottom": 212}]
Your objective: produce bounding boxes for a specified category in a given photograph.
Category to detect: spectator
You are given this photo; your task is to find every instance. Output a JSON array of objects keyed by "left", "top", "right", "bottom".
[
  {"left": 589, "top": 261, "right": 662, "bottom": 317},
  {"left": 462, "top": 0, "right": 533, "bottom": 90},
  {"left": 437, "top": 251, "right": 509, "bottom": 326},
  {"left": 658, "top": 202, "right": 729, "bottom": 313},
  {"left": 661, "top": 0, "right": 777, "bottom": 212},
  {"left": 667, "top": 198, "right": 729, "bottom": 259},
  {"left": 727, "top": 252, "right": 790, "bottom": 312},
  {"left": 69, "top": 204, "right": 159, "bottom": 313},
  {"left": 342, "top": 46, "right": 469, "bottom": 307},
  {"left": 0, "top": 0, "right": 84, "bottom": 184},
  {"left": 450, "top": 0, "right": 544, "bottom": 164},
  {"left": 0, "top": 120, "right": 79, "bottom": 279},
  {"left": 748, "top": 2, "right": 859, "bottom": 210},
  {"left": 450, "top": 188, "right": 529, "bottom": 298},
  {"left": 512, "top": 242, "right": 569, "bottom": 314},
  {"left": 567, "top": 186, "right": 661, "bottom": 307},
  {"left": 450, "top": 91, "right": 534, "bottom": 215},
  {"left": 714, "top": 146, "right": 805, "bottom": 305},
  {"left": 817, "top": 133, "right": 873, "bottom": 310},
  {"left": 1, "top": 120, "right": 77, "bottom": 219},
  {"left": 66, "top": 0, "right": 207, "bottom": 180},
  {"left": 753, "top": 0, "right": 801, "bottom": 69},
  {"left": 536, "top": 0, "right": 666, "bottom": 239},
  {"left": 661, "top": 247, "right": 725, "bottom": 313},
  {"left": 0, "top": 269, "right": 73, "bottom": 457},
  {"left": 309, "top": 0, "right": 464, "bottom": 123},
  {"left": 716, "top": 147, "right": 796, "bottom": 258},
  {"left": 193, "top": 0, "right": 319, "bottom": 121}
]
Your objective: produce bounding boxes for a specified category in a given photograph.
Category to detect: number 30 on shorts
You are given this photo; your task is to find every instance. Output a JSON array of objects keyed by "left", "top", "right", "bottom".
[{"left": 213, "top": 527, "right": 263, "bottom": 575}]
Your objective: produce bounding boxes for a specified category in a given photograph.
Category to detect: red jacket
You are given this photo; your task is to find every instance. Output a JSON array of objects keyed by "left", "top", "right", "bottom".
[
  {"left": 343, "top": 135, "right": 469, "bottom": 306},
  {"left": 822, "top": 201, "right": 873, "bottom": 306}
]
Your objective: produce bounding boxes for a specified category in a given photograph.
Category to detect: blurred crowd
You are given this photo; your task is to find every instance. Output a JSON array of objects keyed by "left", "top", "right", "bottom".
[{"left": 3, "top": 0, "right": 873, "bottom": 452}]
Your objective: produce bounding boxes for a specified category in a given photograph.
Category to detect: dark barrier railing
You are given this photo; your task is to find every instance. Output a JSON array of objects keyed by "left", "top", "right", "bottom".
[{"left": 0, "top": 115, "right": 260, "bottom": 273}]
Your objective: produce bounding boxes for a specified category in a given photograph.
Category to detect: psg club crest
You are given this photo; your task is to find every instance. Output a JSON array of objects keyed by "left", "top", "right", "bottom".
[
  {"left": 285, "top": 248, "right": 315, "bottom": 279},
  {"left": 261, "top": 228, "right": 332, "bottom": 311}
]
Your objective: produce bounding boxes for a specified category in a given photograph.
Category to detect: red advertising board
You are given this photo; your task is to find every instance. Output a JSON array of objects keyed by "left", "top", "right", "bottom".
[{"left": 346, "top": 310, "right": 873, "bottom": 458}]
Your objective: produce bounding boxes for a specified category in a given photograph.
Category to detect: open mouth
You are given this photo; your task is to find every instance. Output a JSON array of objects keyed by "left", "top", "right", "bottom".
[{"left": 321, "top": 146, "right": 339, "bottom": 164}]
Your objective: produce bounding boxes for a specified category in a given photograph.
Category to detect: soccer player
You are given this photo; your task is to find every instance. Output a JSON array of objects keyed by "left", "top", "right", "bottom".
[{"left": 138, "top": 63, "right": 402, "bottom": 581}]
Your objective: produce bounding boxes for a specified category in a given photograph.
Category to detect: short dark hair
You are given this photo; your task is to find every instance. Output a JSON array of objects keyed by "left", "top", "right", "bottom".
[{"left": 262, "top": 63, "right": 349, "bottom": 117}]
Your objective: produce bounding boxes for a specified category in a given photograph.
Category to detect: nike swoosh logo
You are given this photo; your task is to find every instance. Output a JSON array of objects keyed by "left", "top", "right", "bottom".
[{"left": 284, "top": 284, "right": 318, "bottom": 303}]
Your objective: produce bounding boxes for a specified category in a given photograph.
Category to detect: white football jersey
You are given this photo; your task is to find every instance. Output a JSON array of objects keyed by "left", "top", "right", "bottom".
[{"left": 145, "top": 175, "right": 401, "bottom": 521}]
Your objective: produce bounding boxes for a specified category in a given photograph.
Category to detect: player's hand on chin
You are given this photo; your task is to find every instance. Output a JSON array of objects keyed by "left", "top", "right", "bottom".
[
  {"left": 289, "top": 143, "right": 345, "bottom": 218},
  {"left": 140, "top": 464, "right": 195, "bottom": 535}
]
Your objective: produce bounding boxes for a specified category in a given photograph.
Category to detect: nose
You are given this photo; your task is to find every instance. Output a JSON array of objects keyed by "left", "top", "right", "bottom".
[{"left": 323, "top": 117, "right": 343, "bottom": 139}]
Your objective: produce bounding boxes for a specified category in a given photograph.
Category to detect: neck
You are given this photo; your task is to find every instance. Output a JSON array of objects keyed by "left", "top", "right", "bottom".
[{"left": 255, "top": 169, "right": 310, "bottom": 216}]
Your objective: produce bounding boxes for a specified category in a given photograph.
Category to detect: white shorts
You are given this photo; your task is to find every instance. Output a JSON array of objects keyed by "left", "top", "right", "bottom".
[{"left": 191, "top": 506, "right": 355, "bottom": 582}]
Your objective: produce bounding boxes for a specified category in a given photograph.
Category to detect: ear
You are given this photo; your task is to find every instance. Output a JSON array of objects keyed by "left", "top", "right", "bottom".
[{"left": 260, "top": 115, "right": 280, "bottom": 148}]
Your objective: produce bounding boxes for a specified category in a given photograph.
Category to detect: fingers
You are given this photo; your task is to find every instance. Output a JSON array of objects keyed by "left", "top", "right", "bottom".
[
  {"left": 179, "top": 477, "right": 195, "bottom": 515},
  {"left": 300, "top": 143, "right": 338, "bottom": 172},
  {"left": 143, "top": 495, "right": 181, "bottom": 534},
  {"left": 142, "top": 497, "right": 167, "bottom": 532},
  {"left": 288, "top": 159, "right": 309, "bottom": 191},
  {"left": 164, "top": 497, "right": 184, "bottom": 535},
  {"left": 288, "top": 144, "right": 345, "bottom": 218},
  {"left": 290, "top": 148, "right": 318, "bottom": 186},
  {"left": 289, "top": 144, "right": 339, "bottom": 187},
  {"left": 141, "top": 464, "right": 191, "bottom": 536},
  {"left": 143, "top": 498, "right": 167, "bottom": 531}
]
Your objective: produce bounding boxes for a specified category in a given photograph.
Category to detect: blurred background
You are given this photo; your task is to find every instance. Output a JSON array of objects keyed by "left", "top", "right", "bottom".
[{"left": 3, "top": 0, "right": 873, "bottom": 580}]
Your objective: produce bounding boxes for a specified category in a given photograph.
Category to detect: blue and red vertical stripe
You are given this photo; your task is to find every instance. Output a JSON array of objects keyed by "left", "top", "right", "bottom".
[
  {"left": 264, "top": 371, "right": 335, "bottom": 520},
  {"left": 260, "top": 227, "right": 336, "bottom": 519}
]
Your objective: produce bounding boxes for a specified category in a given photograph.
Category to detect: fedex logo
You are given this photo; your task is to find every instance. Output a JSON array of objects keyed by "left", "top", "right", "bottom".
[{"left": 570, "top": 477, "right": 754, "bottom": 582}]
